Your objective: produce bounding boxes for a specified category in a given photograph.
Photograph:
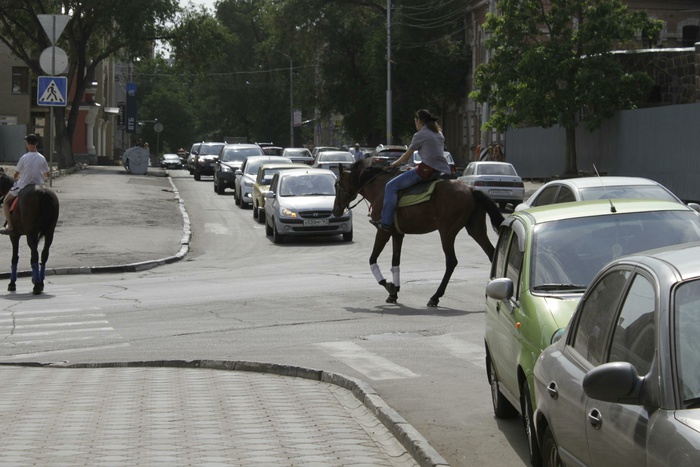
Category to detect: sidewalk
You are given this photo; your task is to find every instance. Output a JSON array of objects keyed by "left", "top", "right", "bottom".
[{"left": 0, "top": 166, "right": 446, "bottom": 467}]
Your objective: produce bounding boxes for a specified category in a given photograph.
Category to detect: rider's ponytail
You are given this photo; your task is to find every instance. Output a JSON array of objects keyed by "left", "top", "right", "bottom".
[{"left": 415, "top": 109, "right": 442, "bottom": 133}]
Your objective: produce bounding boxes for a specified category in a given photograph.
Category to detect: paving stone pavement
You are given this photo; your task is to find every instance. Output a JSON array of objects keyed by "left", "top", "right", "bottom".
[{"left": 0, "top": 365, "right": 420, "bottom": 466}]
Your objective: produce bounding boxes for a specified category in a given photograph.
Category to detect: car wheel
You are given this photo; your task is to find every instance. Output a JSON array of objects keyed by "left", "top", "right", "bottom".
[
  {"left": 265, "top": 219, "right": 273, "bottom": 236},
  {"left": 253, "top": 204, "right": 258, "bottom": 219},
  {"left": 188, "top": 167, "right": 193, "bottom": 175},
  {"left": 272, "top": 222, "right": 285, "bottom": 244},
  {"left": 541, "top": 427, "right": 562, "bottom": 467},
  {"left": 257, "top": 209, "right": 265, "bottom": 224},
  {"left": 521, "top": 380, "right": 542, "bottom": 467},
  {"left": 216, "top": 180, "right": 224, "bottom": 195},
  {"left": 486, "top": 350, "right": 518, "bottom": 418},
  {"left": 194, "top": 171, "right": 201, "bottom": 181},
  {"left": 342, "top": 230, "right": 353, "bottom": 242},
  {"left": 238, "top": 197, "right": 247, "bottom": 209}
]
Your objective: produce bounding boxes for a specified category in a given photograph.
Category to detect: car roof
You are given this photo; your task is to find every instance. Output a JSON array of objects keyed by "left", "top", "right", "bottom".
[
  {"left": 543, "top": 176, "right": 663, "bottom": 189},
  {"left": 279, "top": 168, "right": 335, "bottom": 177},
  {"left": 224, "top": 143, "right": 261, "bottom": 149},
  {"left": 259, "top": 163, "right": 307, "bottom": 171},
  {"left": 623, "top": 241, "right": 700, "bottom": 280},
  {"left": 468, "top": 161, "right": 515, "bottom": 167},
  {"left": 245, "top": 155, "right": 289, "bottom": 162},
  {"left": 515, "top": 198, "right": 695, "bottom": 225}
]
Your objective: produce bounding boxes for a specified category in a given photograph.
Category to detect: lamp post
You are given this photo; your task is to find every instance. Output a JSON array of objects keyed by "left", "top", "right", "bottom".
[{"left": 277, "top": 51, "right": 294, "bottom": 147}]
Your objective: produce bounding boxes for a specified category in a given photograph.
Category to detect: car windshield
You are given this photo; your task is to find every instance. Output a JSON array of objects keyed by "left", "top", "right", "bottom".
[
  {"left": 477, "top": 164, "right": 516, "bottom": 176},
  {"left": 578, "top": 186, "right": 678, "bottom": 202},
  {"left": 280, "top": 174, "right": 336, "bottom": 197},
  {"left": 675, "top": 279, "right": 700, "bottom": 406},
  {"left": 263, "top": 147, "right": 283, "bottom": 156},
  {"left": 531, "top": 211, "right": 700, "bottom": 292},
  {"left": 261, "top": 169, "right": 286, "bottom": 184},
  {"left": 320, "top": 153, "right": 353, "bottom": 162},
  {"left": 200, "top": 143, "right": 224, "bottom": 155},
  {"left": 285, "top": 149, "right": 311, "bottom": 157},
  {"left": 247, "top": 159, "right": 289, "bottom": 175},
  {"left": 222, "top": 148, "right": 262, "bottom": 162}
]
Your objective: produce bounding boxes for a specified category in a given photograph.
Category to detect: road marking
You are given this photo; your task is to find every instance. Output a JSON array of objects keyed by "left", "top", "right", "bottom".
[
  {"left": 426, "top": 334, "right": 485, "bottom": 369},
  {"left": 205, "top": 223, "right": 230, "bottom": 235},
  {"left": 315, "top": 341, "right": 418, "bottom": 381},
  {"left": 1, "top": 334, "right": 122, "bottom": 346}
]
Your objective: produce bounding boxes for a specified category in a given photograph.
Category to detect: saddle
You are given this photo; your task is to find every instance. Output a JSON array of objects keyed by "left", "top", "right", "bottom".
[{"left": 397, "top": 179, "right": 443, "bottom": 207}]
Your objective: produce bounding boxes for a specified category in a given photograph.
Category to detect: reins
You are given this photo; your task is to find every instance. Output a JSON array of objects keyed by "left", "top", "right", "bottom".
[{"left": 345, "top": 166, "right": 397, "bottom": 210}]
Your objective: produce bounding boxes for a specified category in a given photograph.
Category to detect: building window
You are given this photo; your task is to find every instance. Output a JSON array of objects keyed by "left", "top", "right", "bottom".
[
  {"left": 12, "top": 67, "right": 29, "bottom": 94},
  {"left": 682, "top": 25, "right": 699, "bottom": 47}
]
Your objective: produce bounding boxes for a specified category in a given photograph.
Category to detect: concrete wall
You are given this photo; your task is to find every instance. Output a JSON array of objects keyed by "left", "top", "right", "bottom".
[{"left": 505, "top": 102, "right": 700, "bottom": 202}]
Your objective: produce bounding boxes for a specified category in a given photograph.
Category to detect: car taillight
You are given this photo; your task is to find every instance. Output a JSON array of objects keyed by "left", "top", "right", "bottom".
[
  {"left": 516, "top": 182, "right": 524, "bottom": 188},
  {"left": 451, "top": 166, "right": 456, "bottom": 175}
]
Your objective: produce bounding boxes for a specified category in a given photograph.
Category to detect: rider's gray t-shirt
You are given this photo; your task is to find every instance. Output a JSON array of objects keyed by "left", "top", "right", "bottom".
[
  {"left": 15, "top": 151, "right": 50, "bottom": 190},
  {"left": 409, "top": 126, "right": 451, "bottom": 174}
]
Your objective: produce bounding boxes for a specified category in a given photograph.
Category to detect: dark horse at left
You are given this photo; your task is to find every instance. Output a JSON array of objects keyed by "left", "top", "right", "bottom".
[
  {"left": 0, "top": 171, "right": 59, "bottom": 294},
  {"left": 333, "top": 161, "right": 504, "bottom": 307}
]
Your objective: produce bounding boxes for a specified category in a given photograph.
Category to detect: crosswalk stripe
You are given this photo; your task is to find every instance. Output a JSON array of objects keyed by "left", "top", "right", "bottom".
[
  {"left": 315, "top": 341, "right": 418, "bottom": 381},
  {"left": 4, "top": 327, "right": 115, "bottom": 338},
  {"left": 0, "top": 321, "right": 109, "bottom": 330},
  {"left": 0, "top": 343, "right": 131, "bottom": 361},
  {"left": 426, "top": 334, "right": 485, "bottom": 368},
  {"left": 1, "top": 334, "right": 122, "bottom": 346},
  {"left": 0, "top": 314, "right": 106, "bottom": 324}
]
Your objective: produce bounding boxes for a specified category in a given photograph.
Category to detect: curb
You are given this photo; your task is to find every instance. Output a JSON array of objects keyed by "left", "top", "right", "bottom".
[
  {"left": 0, "top": 359, "right": 450, "bottom": 467},
  {"left": 0, "top": 173, "right": 191, "bottom": 280}
]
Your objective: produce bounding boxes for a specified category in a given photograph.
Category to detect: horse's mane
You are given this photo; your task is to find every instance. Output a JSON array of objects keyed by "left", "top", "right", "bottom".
[{"left": 349, "top": 161, "right": 395, "bottom": 189}]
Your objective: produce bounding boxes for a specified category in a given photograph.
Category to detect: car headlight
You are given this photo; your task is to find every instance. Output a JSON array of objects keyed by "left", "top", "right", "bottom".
[
  {"left": 220, "top": 165, "right": 232, "bottom": 173},
  {"left": 280, "top": 207, "right": 298, "bottom": 218},
  {"left": 244, "top": 180, "right": 254, "bottom": 187}
]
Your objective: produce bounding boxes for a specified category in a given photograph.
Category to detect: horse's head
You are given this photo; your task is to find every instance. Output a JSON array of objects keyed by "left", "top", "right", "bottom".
[
  {"left": 0, "top": 171, "right": 13, "bottom": 197},
  {"left": 332, "top": 162, "right": 360, "bottom": 217}
]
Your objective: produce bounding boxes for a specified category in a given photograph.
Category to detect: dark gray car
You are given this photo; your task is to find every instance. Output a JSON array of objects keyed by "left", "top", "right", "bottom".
[{"left": 534, "top": 241, "right": 700, "bottom": 467}]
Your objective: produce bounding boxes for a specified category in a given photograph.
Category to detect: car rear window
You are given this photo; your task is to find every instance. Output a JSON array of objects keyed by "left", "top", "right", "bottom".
[
  {"left": 222, "top": 148, "right": 262, "bottom": 162},
  {"left": 477, "top": 164, "right": 517, "bottom": 176},
  {"left": 200, "top": 143, "right": 225, "bottom": 155}
]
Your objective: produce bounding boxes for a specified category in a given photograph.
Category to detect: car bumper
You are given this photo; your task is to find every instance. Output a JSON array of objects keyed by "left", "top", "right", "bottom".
[
  {"left": 274, "top": 216, "right": 352, "bottom": 236},
  {"left": 216, "top": 172, "right": 236, "bottom": 187},
  {"left": 474, "top": 186, "right": 524, "bottom": 203}
]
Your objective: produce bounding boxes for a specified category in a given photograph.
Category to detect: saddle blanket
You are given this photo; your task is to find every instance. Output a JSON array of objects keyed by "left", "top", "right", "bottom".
[{"left": 397, "top": 179, "right": 443, "bottom": 207}]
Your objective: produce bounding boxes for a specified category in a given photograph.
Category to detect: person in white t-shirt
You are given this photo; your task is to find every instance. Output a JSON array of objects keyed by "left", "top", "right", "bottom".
[{"left": 1, "top": 134, "right": 50, "bottom": 235}]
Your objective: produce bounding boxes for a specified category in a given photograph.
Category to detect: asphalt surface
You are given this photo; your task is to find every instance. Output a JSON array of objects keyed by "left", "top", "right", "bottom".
[{"left": 0, "top": 165, "right": 452, "bottom": 466}]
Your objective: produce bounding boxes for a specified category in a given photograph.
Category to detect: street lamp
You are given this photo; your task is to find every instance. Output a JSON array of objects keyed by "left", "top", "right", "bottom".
[{"left": 277, "top": 51, "right": 294, "bottom": 147}]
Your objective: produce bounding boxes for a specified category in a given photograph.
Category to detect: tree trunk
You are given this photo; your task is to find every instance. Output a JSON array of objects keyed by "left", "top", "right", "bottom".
[
  {"left": 54, "top": 107, "right": 75, "bottom": 169},
  {"left": 563, "top": 126, "right": 578, "bottom": 177}
]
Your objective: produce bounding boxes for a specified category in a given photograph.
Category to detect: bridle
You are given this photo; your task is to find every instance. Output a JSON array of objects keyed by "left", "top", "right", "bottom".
[{"left": 335, "top": 167, "right": 394, "bottom": 211}]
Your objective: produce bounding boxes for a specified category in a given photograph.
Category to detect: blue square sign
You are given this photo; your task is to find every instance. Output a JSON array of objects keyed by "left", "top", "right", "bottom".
[{"left": 37, "top": 76, "right": 67, "bottom": 107}]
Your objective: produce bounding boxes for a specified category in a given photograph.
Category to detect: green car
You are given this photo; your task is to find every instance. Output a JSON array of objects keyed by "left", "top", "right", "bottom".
[{"left": 484, "top": 198, "right": 700, "bottom": 467}]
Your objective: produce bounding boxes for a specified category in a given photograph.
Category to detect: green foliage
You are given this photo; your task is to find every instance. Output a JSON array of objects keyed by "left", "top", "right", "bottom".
[{"left": 471, "top": 0, "right": 661, "bottom": 173}]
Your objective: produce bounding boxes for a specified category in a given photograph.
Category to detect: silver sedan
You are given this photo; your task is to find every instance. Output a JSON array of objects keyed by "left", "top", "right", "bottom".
[{"left": 533, "top": 241, "right": 700, "bottom": 467}]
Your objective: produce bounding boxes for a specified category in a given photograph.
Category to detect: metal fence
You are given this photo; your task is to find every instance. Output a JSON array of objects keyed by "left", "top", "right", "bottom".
[
  {"left": 0, "top": 124, "right": 29, "bottom": 163},
  {"left": 505, "top": 102, "right": 700, "bottom": 202}
]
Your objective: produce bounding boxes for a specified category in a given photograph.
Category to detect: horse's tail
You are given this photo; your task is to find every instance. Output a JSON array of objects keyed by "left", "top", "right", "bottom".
[
  {"left": 37, "top": 189, "right": 59, "bottom": 240},
  {"left": 471, "top": 190, "right": 505, "bottom": 231}
]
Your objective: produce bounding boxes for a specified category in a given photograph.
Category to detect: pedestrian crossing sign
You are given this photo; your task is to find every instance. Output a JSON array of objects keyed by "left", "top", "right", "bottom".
[{"left": 37, "top": 76, "right": 67, "bottom": 107}]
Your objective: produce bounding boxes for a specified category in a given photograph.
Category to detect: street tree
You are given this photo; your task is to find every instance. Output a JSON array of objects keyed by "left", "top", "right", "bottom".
[
  {"left": 0, "top": 0, "right": 179, "bottom": 168},
  {"left": 471, "top": 0, "right": 662, "bottom": 175}
]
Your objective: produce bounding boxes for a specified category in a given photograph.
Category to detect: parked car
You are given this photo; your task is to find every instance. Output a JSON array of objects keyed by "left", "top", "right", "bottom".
[
  {"left": 160, "top": 153, "right": 182, "bottom": 169},
  {"left": 534, "top": 241, "right": 700, "bottom": 467},
  {"left": 187, "top": 142, "right": 201, "bottom": 174},
  {"left": 311, "top": 150, "right": 354, "bottom": 175},
  {"left": 281, "top": 147, "right": 314, "bottom": 165},
  {"left": 214, "top": 143, "right": 264, "bottom": 195},
  {"left": 403, "top": 150, "right": 457, "bottom": 175},
  {"left": 367, "top": 144, "right": 407, "bottom": 167},
  {"left": 234, "top": 155, "right": 292, "bottom": 208},
  {"left": 264, "top": 168, "right": 353, "bottom": 244},
  {"left": 310, "top": 146, "right": 339, "bottom": 160},
  {"left": 484, "top": 198, "right": 700, "bottom": 466},
  {"left": 261, "top": 146, "right": 284, "bottom": 156},
  {"left": 192, "top": 142, "right": 225, "bottom": 181},
  {"left": 252, "top": 163, "right": 308, "bottom": 222},
  {"left": 515, "top": 176, "right": 700, "bottom": 212},
  {"left": 459, "top": 161, "right": 524, "bottom": 210}
]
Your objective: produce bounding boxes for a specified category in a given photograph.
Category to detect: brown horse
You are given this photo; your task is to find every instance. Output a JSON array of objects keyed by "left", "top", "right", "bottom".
[
  {"left": 0, "top": 172, "right": 59, "bottom": 295},
  {"left": 332, "top": 161, "right": 504, "bottom": 306}
]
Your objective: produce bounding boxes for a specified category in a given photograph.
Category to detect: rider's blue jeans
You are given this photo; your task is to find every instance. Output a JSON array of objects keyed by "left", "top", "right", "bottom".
[{"left": 381, "top": 169, "right": 423, "bottom": 226}]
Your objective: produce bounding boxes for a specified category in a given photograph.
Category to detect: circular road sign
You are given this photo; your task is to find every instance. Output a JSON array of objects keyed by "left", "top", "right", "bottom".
[
  {"left": 39, "top": 46, "right": 68, "bottom": 75},
  {"left": 154, "top": 122, "right": 164, "bottom": 133}
]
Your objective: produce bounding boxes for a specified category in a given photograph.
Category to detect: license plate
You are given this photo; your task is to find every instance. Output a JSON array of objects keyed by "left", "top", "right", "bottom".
[
  {"left": 490, "top": 190, "right": 511, "bottom": 196},
  {"left": 303, "top": 218, "right": 329, "bottom": 227}
]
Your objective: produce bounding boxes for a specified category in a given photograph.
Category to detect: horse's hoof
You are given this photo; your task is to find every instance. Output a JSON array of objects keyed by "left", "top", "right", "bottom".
[
  {"left": 7, "top": 283, "right": 16, "bottom": 292},
  {"left": 386, "top": 295, "right": 397, "bottom": 304},
  {"left": 427, "top": 298, "right": 439, "bottom": 307},
  {"left": 383, "top": 282, "right": 397, "bottom": 295},
  {"left": 33, "top": 283, "right": 44, "bottom": 295}
]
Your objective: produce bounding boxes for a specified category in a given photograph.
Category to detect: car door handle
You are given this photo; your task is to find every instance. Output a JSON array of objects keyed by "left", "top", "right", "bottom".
[
  {"left": 547, "top": 382, "right": 558, "bottom": 400},
  {"left": 588, "top": 408, "right": 602, "bottom": 430}
]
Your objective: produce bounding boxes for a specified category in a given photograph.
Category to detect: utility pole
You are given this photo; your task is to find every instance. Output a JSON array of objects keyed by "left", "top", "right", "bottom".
[
  {"left": 386, "top": 0, "right": 392, "bottom": 145},
  {"left": 276, "top": 51, "right": 294, "bottom": 147}
]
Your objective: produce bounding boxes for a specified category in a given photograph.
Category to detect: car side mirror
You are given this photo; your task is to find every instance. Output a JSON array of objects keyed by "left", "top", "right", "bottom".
[
  {"left": 235, "top": 169, "right": 243, "bottom": 176},
  {"left": 485, "top": 277, "right": 514, "bottom": 301},
  {"left": 264, "top": 192, "right": 275, "bottom": 199},
  {"left": 583, "top": 361, "right": 644, "bottom": 404},
  {"left": 687, "top": 202, "right": 700, "bottom": 213}
]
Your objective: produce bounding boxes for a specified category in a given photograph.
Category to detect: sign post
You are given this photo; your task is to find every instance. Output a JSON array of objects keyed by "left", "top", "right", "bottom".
[{"left": 37, "top": 14, "right": 70, "bottom": 187}]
